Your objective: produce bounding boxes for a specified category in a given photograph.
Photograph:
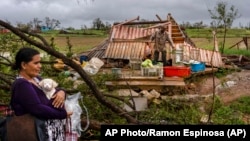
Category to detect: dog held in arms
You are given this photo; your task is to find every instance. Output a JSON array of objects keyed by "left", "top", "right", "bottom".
[
  {"left": 39, "top": 78, "right": 85, "bottom": 138},
  {"left": 38, "top": 78, "right": 58, "bottom": 100},
  {"left": 38, "top": 78, "right": 67, "bottom": 141}
]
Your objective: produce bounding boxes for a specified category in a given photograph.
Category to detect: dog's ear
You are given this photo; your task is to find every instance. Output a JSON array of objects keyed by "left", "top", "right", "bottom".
[
  {"left": 38, "top": 80, "right": 44, "bottom": 87},
  {"left": 52, "top": 80, "right": 58, "bottom": 88}
]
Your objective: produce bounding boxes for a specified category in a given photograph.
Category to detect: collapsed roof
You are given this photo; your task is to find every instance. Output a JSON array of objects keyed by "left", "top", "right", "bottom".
[{"left": 85, "top": 13, "right": 224, "bottom": 68}]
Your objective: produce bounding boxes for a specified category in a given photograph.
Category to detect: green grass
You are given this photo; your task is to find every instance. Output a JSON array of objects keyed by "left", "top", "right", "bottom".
[
  {"left": 230, "top": 97, "right": 250, "bottom": 114},
  {"left": 224, "top": 48, "right": 250, "bottom": 56},
  {"left": 41, "top": 29, "right": 108, "bottom": 37},
  {"left": 188, "top": 28, "right": 250, "bottom": 57},
  {"left": 43, "top": 35, "right": 107, "bottom": 54},
  {"left": 186, "top": 28, "right": 250, "bottom": 38},
  {"left": 39, "top": 28, "right": 250, "bottom": 56}
]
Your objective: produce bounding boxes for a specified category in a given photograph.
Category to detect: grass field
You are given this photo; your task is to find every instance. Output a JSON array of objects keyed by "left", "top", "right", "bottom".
[
  {"left": 191, "top": 37, "right": 242, "bottom": 49},
  {"left": 43, "top": 35, "right": 107, "bottom": 54},
  {"left": 41, "top": 28, "right": 250, "bottom": 56}
]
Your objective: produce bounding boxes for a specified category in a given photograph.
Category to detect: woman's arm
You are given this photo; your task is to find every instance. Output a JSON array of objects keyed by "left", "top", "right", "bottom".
[
  {"left": 52, "top": 89, "right": 73, "bottom": 117},
  {"left": 52, "top": 89, "right": 66, "bottom": 108},
  {"left": 12, "top": 79, "right": 67, "bottom": 119}
]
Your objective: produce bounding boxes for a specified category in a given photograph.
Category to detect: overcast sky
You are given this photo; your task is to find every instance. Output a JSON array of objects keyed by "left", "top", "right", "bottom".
[{"left": 0, "top": 0, "right": 249, "bottom": 29}]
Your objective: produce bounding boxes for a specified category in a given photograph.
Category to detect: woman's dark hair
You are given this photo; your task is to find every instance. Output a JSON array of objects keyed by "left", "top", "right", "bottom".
[{"left": 12, "top": 47, "right": 40, "bottom": 70}]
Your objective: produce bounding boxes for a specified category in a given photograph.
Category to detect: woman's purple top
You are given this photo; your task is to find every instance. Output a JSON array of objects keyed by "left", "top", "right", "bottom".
[{"left": 10, "top": 77, "right": 67, "bottom": 119}]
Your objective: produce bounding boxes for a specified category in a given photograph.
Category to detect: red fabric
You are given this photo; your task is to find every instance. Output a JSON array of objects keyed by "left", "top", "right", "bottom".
[{"left": 0, "top": 104, "right": 14, "bottom": 116}]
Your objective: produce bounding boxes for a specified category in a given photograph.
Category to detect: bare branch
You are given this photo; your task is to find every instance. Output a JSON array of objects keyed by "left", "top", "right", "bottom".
[{"left": 0, "top": 19, "right": 139, "bottom": 124}]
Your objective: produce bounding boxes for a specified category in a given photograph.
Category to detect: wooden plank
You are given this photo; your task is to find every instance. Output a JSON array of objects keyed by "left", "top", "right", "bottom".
[
  {"left": 105, "top": 80, "right": 185, "bottom": 87},
  {"left": 118, "top": 76, "right": 184, "bottom": 81},
  {"left": 190, "top": 68, "right": 218, "bottom": 75}
]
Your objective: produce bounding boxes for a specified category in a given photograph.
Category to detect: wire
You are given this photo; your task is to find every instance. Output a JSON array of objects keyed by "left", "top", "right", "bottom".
[{"left": 80, "top": 95, "right": 90, "bottom": 133}]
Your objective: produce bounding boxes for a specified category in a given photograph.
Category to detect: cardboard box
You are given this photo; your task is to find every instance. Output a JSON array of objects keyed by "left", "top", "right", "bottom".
[{"left": 164, "top": 66, "right": 190, "bottom": 77}]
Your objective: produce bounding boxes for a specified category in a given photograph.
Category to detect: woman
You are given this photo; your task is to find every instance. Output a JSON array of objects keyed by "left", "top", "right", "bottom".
[{"left": 10, "top": 47, "right": 72, "bottom": 141}]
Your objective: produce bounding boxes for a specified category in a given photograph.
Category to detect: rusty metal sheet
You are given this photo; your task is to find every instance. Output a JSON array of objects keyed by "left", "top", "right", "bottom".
[
  {"left": 112, "top": 26, "right": 156, "bottom": 40},
  {"left": 105, "top": 41, "right": 146, "bottom": 60},
  {"left": 181, "top": 44, "right": 224, "bottom": 67},
  {"left": 86, "top": 14, "right": 224, "bottom": 68}
]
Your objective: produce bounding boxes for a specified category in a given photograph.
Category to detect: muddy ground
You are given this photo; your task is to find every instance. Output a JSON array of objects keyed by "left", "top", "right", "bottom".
[{"left": 187, "top": 68, "right": 250, "bottom": 104}]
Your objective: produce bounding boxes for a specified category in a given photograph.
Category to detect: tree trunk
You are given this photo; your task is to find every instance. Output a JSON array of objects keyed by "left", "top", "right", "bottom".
[
  {"left": 0, "top": 20, "right": 139, "bottom": 126},
  {"left": 221, "top": 24, "right": 227, "bottom": 54}
]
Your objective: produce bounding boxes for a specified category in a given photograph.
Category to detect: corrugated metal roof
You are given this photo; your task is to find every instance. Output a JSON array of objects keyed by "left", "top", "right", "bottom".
[
  {"left": 104, "top": 41, "right": 145, "bottom": 60},
  {"left": 85, "top": 13, "right": 224, "bottom": 68},
  {"left": 183, "top": 44, "right": 224, "bottom": 67},
  {"left": 111, "top": 26, "right": 156, "bottom": 40},
  {"left": 103, "top": 41, "right": 224, "bottom": 67},
  {"left": 86, "top": 39, "right": 109, "bottom": 59}
]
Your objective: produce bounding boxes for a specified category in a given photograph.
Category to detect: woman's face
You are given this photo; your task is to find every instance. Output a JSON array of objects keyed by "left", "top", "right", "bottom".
[{"left": 21, "top": 54, "right": 41, "bottom": 78}]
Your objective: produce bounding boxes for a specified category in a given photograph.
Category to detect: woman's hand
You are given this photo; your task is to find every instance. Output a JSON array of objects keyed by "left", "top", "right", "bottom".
[
  {"left": 67, "top": 111, "right": 73, "bottom": 118},
  {"left": 52, "top": 90, "right": 65, "bottom": 108}
]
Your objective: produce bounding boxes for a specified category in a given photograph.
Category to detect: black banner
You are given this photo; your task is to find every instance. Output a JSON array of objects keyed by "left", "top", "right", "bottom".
[{"left": 100, "top": 125, "right": 250, "bottom": 140}]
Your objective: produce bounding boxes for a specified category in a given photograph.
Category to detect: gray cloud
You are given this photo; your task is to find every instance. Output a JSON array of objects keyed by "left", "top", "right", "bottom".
[{"left": 0, "top": 0, "right": 249, "bottom": 29}]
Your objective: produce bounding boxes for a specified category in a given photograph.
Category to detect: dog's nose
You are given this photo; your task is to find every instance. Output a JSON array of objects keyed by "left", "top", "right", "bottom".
[{"left": 44, "top": 83, "right": 52, "bottom": 89}]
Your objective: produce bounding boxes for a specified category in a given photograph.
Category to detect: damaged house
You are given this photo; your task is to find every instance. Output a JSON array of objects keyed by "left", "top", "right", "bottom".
[{"left": 84, "top": 13, "right": 224, "bottom": 70}]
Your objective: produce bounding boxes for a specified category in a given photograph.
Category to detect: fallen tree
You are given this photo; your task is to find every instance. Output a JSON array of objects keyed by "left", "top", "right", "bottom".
[{"left": 0, "top": 20, "right": 141, "bottom": 133}]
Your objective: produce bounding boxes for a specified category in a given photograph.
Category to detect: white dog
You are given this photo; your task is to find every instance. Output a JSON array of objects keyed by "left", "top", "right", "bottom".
[{"left": 38, "top": 78, "right": 58, "bottom": 100}]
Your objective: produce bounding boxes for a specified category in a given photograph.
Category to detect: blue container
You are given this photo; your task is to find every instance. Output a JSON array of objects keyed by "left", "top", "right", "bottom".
[
  {"left": 80, "top": 55, "right": 88, "bottom": 64},
  {"left": 191, "top": 62, "right": 205, "bottom": 72}
]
